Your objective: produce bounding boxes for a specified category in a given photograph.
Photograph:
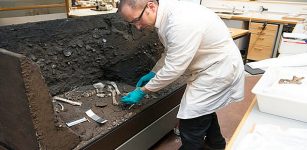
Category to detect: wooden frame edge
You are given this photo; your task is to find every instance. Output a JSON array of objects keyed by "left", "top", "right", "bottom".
[{"left": 225, "top": 97, "right": 257, "bottom": 150}]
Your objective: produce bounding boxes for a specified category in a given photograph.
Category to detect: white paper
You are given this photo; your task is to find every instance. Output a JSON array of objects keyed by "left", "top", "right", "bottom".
[
  {"left": 283, "top": 33, "right": 307, "bottom": 40},
  {"left": 247, "top": 53, "right": 307, "bottom": 71},
  {"left": 236, "top": 124, "right": 307, "bottom": 150}
]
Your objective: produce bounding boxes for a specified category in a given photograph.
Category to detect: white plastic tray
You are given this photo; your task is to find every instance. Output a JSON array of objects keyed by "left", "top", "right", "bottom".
[{"left": 252, "top": 66, "right": 307, "bottom": 122}]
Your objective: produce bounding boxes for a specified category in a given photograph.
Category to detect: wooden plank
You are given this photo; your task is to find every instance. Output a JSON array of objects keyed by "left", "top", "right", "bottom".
[
  {"left": 229, "top": 28, "right": 250, "bottom": 39},
  {"left": 281, "top": 16, "right": 305, "bottom": 21},
  {"left": 0, "top": 3, "right": 66, "bottom": 11},
  {"left": 225, "top": 97, "right": 257, "bottom": 150},
  {"left": 65, "top": 0, "right": 70, "bottom": 17},
  {"left": 220, "top": 15, "right": 299, "bottom": 25}
]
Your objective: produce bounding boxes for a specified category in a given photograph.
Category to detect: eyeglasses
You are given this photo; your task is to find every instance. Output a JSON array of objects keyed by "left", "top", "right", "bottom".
[{"left": 128, "top": 4, "right": 148, "bottom": 24}]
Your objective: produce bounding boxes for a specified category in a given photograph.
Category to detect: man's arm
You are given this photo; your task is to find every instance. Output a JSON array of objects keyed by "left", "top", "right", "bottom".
[
  {"left": 151, "top": 52, "right": 166, "bottom": 73},
  {"left": 145, "top": 21, "right": 203, "bottom": 92}
]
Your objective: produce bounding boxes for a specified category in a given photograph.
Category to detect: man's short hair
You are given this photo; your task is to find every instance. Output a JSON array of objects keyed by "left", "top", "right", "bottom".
[
  {"left": 119, "top": 0, "right": 143, "bottom": 9},
  {"left": 118, "top": 0, "right": 157, "bottom": 11}
]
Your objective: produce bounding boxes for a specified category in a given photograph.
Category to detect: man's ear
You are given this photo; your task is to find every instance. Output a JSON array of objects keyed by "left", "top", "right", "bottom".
[{"left": 147, "top": 1, "right": 156, "bottom": 11}]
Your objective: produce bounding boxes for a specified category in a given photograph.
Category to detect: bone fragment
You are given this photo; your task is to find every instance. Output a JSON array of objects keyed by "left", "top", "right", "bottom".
[
  {"left": 96, "top": 93, "right": 107, "bottom": 98},
  {"left": 279, "top": 76, "right": 304, "bottom": 84},
  {"left": 107, "top": 81, "right": 121, "bottom": 95},
  {"left": 82, "top": 90, "right": 96, "bottom": 97},
  {"left": 128, "top": 104, "right": 135, "bottom": 110},
  {"left": 107, "top": 85, "right": 119, "bottom": 105},
  {"left": 66, "top": 117, "right": 88, "bottom": 127},
  {"left": 151, "top": 95, "right": 158, "bottom": 99},
  {"left": 111, "top": 90, "right": 118, "bottom": 105},
  {"left": 93, "top": 82, "right": 105, "bottom": 89},
  {"left": 53, "top": 96, "right": 82, "bottom": 106},
  {"left": 57, "top": 102, "right": 64, "bottom": 111}
]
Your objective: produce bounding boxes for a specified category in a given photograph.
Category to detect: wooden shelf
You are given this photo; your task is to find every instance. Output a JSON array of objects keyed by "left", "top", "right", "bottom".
[{"left": 0, "top": 3, "right": 66, "bottom": 11}]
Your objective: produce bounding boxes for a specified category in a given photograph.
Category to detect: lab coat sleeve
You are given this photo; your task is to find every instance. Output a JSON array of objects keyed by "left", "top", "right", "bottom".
[
  {"left": 145, "top": 22, "right": 202, "bottom": 92},
  {"left": 151, "top": 52, "right": 166, "bottom": 73}
]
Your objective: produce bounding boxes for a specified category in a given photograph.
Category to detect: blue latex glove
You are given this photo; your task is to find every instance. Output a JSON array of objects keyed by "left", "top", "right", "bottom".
[
  {"left": 121, "top": 88, "right": 146, "bottom": 104},
  {"left": 136, "top": 71, "right": 156, "bottom": 87}
]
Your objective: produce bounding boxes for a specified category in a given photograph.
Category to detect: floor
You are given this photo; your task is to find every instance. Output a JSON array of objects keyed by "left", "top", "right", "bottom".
[{"left": 150, "top": 75, "right": 261, "bottom": 150}]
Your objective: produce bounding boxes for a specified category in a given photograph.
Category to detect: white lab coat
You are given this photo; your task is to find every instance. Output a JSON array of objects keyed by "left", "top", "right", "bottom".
[{"left": 144, "top": 0, "right": 245, "bottom": 119}]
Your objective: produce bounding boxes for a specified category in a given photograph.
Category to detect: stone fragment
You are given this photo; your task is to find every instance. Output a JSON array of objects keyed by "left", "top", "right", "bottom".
[
  {"left": 63, "top": 49, "right": 72, "bottom": 57},
  {"left": 95, "top": 102, "right": 108, "bottom": 108}
]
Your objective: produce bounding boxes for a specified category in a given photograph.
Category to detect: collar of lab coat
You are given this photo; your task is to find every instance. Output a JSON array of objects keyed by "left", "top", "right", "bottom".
[{"left": 154, "top": 0, "right": 167, "bottom": 29}]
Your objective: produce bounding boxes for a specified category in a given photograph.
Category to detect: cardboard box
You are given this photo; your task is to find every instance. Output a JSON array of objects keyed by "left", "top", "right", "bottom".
[{"left": 252, "top": 67, "right": 307, "bottom": 122}]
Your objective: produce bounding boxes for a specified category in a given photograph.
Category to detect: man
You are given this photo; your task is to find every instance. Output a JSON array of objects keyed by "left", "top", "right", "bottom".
[{"left": 119, "top": 0, "right": 245, "bottom": 149}]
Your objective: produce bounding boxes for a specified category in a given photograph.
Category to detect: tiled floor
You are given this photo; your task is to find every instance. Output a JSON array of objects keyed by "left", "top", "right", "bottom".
[{"left": 150, "top": 75, "right": 261, "bottom": 150}]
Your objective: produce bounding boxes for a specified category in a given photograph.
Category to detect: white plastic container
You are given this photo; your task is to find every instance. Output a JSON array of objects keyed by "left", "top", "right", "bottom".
[{"left": 252, "top": 66, "right": 307, "bottom": 122}]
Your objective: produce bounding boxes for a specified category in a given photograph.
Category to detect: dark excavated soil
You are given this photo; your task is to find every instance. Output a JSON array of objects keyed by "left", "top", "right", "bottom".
[
  {"left": 0, "top": 13, "right": 185, "bottom": 149},
  {"left": 54, "top": 79, "right": 184, "bottom": 149},
  {"left": 0, "top": 13, "right": 164, "bottom": 96}
]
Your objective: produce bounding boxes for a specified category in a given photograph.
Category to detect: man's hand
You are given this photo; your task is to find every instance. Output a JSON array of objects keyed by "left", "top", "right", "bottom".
[
  {"left": 136, "top": 71, "right": 156, "bottom": 87},
  {"left": 121, "top": 88, "right": 146, "bottom": 104}
]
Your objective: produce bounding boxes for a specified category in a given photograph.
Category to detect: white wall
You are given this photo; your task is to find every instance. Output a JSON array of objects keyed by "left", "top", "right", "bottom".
[
  {"left": 202, "top": 0, "right": 307, "bottom": 14},
  {"left": 0, "top": 0, "right": 66, "bottom": 18},
  {"left": 0, "top": 13, "right": 67, "bottom": 26},
  {"left": 179, "top": 0, "right": 202, "bottom": 4}
]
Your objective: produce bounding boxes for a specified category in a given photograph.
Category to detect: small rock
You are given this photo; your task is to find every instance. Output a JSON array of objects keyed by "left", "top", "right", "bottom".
[
  {"left": 36, "top": 59, "right": 45, "bottom": 66},
  {"left": 51, "top": 64, "right": 57, "bottom": 69},
  {"left": 85, "top": 45, "right": 91, "bottom": 50},
  {"left": 113, "top": 51, "right": 118, "bottom": 56},
  {"left": 123, "top": 34, "right": 130, "bottom": 40},
  {"left": 29, "top": 54, "right": 37, "bottom": 61},
  {"left": 77, "top": 41, "right": 83, "bottom": 48},
  {"left": 80, "top": 132, "right": 93, "bottom": 141},
  {"left": 58, "top": 42, "right": 64, "bottom": 46},
  {"left": 63, "top": 49, "right": 72, "bottom": 57},
  {"left": 124, "top": 112, "right": 133, "bottom": 119},
  {"left": 144, "top": 94, "right": 150, "bottom": 99},
  {"left": 107, "top": 46, "right": 114, "bottom": 49},
  {"left": 27, "top": 43, "right": 33, "bottom": 48},
  {"left": 93, "top": 34, "right": 100, "bottom": 39},
  {"left": 95, "top": 102, "right": 108, "bottom": 108},
  {"left": 151, "top": 95, "right": 158, "bottom": 99},
  {"left": 112, "top": 121, "right": 119, "bottom": 126}
]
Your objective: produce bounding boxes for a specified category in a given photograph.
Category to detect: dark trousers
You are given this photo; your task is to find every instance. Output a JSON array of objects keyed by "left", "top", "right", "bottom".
[{"left": 179, "top": 112, "right": 226, "bottom": 150}]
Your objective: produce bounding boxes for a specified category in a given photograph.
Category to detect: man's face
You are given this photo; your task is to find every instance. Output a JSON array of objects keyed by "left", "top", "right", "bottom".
[{"left": 120, "top": 1, "right": 156, "bottom": 30}]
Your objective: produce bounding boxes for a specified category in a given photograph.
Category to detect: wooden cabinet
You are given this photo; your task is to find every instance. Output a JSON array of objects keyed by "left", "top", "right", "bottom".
[{"left": 247, "top": 22, "right": 278, "bottom": 61}]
